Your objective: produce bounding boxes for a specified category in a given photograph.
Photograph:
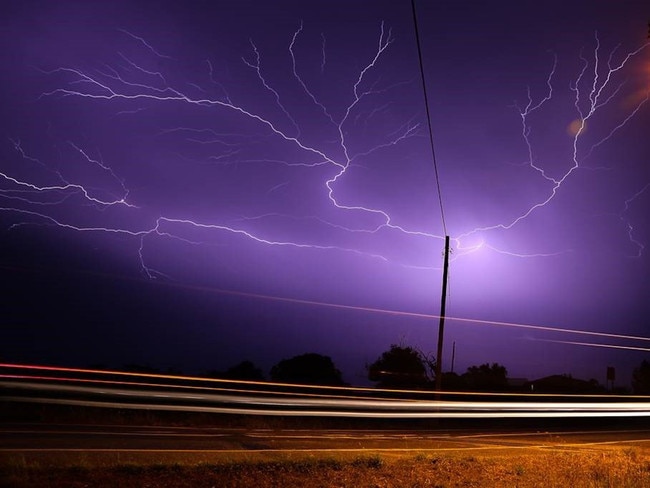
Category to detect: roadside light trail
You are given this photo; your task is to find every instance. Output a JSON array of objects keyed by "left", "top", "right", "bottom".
[{"left": 3, "top": 364, "right": 650, "bottom": 419}]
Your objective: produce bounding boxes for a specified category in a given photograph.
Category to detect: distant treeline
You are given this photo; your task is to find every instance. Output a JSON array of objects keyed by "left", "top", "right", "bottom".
[{"left": 95, "top": 345, "right": 650, "bottom": 395}]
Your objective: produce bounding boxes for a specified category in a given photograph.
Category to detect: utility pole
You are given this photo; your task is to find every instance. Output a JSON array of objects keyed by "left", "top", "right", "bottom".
[
  {"left": 411, "top": 0, "right": 450, "bottom": 391},
  {"left": 435, "top": 235, "right": 450, "bottom": 391}
]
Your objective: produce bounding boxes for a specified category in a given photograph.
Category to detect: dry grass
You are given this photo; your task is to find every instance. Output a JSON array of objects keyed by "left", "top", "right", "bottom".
[{"left": 3, "top": 450, "right": 650, "bottom": 487}]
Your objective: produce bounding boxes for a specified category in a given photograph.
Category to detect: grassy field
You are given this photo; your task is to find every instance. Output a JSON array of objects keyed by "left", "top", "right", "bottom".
[{"left": 3, "top": 449, "right": 650, "bottom": 487}]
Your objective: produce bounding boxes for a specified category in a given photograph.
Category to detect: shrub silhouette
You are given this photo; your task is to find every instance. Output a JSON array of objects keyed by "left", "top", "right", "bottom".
[{"left": 270, "top": 353, "right": 345, "bottom": 386}]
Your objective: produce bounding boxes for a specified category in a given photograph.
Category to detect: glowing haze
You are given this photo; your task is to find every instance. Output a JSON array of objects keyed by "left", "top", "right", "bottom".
[{"left": 1, "top": 1, "right": 649, "bottom": 385}]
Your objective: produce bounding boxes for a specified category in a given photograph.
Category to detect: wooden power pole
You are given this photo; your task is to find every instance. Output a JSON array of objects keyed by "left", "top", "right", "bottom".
[
  {"left": 411, "top": 0, "right": 450, "bottom": 391},
  {"left": 435, "top": 235, "right": 450, "bottom": 391}
]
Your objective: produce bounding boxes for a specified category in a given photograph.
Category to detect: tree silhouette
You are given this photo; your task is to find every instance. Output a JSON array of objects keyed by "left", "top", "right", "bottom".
[
  {"left": 440, "top": 371, "right": 466, "bottom": 391},
  {"left": 526, "top": 374, "right": 604, "bottom": 394},
  {"left": 632, "top": 360, "right": 650, "bottom": 394},
  {"left": 214, "top": 360, "right": 265, "bottom": 381},
  {"left": 462, "top": 363, "right": 508, "bottom": 391},
  {"left": 367, "top": 344, "right": 433, "bottom": 388},
  {"left": 270, "top": 353, "right": 345, "bottom": 386}
]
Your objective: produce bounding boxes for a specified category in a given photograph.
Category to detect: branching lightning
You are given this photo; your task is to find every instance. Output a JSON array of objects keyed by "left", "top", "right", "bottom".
[
  {"left": 4, "top": 22, "right": 441, "bottom": 276},
  {"left": 2, "top": 22, "right": 648, "bottom": 288},
  {"left": 457, "top": 35, "right": 650, "bottom": 258},
  {"left": 620, "top": 183, "right": 649, "bottom": 258}
]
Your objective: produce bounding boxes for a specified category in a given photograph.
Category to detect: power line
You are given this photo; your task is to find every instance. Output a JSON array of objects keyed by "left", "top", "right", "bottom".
[
  {"left": 411, "top": 0, "right": 448, "bottom": 236},
  {"left": 411, "top": 0, "right": 451, "bottom": 390}
]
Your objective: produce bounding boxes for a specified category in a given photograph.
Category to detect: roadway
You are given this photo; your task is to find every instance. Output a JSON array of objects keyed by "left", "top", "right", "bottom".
[
  {"left": 3, "top": 422, "right": 650, "bottom": 458},
  {"left": 2, "top": 363, "right": 650, "bottom": 465}
]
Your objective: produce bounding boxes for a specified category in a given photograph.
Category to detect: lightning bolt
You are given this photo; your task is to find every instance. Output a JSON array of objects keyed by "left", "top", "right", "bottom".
[
  {"left": 620, "top": 183, "right": 649, "bottom": 258},
  {"left": 243, "top": 37, "right": 301, "bottom": 135},
  {"left": 2, "top": 24, "right": 649, "bottom": 286},
  {"left": 117, "top": 28, "right": 174, "bottom": 60},
  {"left": 3, "top": 140, "right": 133, "bottom": 209},
  {"left": 457, "top": 34, "right": 650, "bottom": 257},
  {"left": 4, "top": 23, "right": 437, "bottom": 281}
]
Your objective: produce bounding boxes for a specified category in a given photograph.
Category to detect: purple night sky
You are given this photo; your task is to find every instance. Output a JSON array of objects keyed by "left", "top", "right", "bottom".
[{"left": 1, "top": 0, "right": 649, "bottom": 386}]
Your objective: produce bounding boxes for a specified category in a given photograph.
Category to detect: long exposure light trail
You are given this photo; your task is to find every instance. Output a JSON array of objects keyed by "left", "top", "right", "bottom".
[
  {"left": 5, "top": 395, "right": 650, "bottom": 419},
  {"left": 537, "top": 339, "right": 650, "bottom": 353},
  {"left": 30, "top": 270, "right": 648, "bottom": 345},
  {"left": 3, "top": 365, "right": 650, "bottom": 419},
  {"left": 114, "top": 283, "right": 650, "bottom": 345},
  {"left": 4, "top": 363, "right": 647, "bottom": 399},
  {"left": 5, "top": 380, "right": 650, "bottom": 413}
]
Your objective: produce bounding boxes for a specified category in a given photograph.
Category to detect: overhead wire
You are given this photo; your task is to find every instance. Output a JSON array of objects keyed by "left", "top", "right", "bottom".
[{"left": 411, "top": 0, "right": 448, "bottom": 237}]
